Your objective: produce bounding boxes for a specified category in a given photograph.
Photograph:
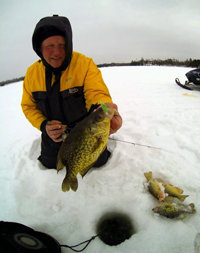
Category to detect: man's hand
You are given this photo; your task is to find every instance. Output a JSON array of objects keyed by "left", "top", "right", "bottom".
[
  {"left": 105, "top": 103, "right": 123, "bottom": 135},
  {"left": 46, "top": 120, "right": 67, "bottom": 142}
]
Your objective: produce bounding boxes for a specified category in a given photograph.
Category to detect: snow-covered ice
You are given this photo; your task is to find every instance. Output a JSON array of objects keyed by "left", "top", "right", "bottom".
[{"left": 0, "top": 66, "right": 200, "bottom": 253}]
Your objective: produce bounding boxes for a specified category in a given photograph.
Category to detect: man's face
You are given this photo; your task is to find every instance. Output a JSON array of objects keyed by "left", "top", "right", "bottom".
[{"left": 40, "top": 36, "right": 66, "bottom": 68}]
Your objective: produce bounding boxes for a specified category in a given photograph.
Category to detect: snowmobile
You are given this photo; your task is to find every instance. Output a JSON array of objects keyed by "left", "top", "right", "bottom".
[{"left": 175, "top": 68, "right": 200, "bottom": 91}]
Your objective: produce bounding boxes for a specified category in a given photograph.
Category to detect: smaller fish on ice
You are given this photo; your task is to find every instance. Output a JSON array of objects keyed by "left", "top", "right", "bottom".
[
  {"left": 162, "top": 183, "right": 189, "bottom": 202},
  {"left": 144, "top": 171, "right": 166, "bottom": 202},
  {"left": 152, "top": 202, "right": 196, "bottom": 219},
  {"left": 144, "top": 171, "right": 189, "bottom": 202}
]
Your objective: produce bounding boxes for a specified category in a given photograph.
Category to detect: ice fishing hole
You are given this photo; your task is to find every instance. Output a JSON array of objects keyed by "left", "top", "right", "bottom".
[{"left": 96, "top": 212, "right": 135, "bottom": 246}]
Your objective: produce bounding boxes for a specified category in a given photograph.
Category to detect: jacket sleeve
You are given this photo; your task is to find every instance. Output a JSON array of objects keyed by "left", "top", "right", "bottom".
[
  {"left": 21, "top": 72, "right": 48, "bottom": 131},
  {"left": 83, "top": 58, "right": 113, "bottom": 111}
]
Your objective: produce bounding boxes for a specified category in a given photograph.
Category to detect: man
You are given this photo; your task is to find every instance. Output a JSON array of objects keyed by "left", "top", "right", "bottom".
[{"left": 21, "top": 15, "right": 122, "bottom": 169}]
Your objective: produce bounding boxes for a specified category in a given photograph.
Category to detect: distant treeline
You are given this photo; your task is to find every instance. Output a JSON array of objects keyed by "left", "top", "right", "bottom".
[
  {"left": 0, "top": 76, "right": 24, "bottom": 87},
  {"left": 1, "top": 58, "right": 200, "bottom": 86},
  {"left": 97, "top": 58, "right": 200, "bottom": 68}
]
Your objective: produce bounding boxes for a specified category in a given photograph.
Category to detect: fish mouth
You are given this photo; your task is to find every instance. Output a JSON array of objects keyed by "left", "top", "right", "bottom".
[
  {"left": 152, "top": 207, "right": 158, "bottom": 212},
  {"left": 105, "top": 108, "right": 114, "bottom": 119}
]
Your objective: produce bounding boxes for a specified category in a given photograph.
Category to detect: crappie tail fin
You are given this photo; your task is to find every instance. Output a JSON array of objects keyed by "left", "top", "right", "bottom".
[
  {"left": 62, "top": 177, "right": 78, "bottom": 192},
  {"left": 178, "top": 195, "right": 189, "bottom": 202},
  {"left": 188, "top": 203, "right": 196, "bottom": 214},
  {"left": 144, "top": 171, "right": 153, "bottom": 180}
]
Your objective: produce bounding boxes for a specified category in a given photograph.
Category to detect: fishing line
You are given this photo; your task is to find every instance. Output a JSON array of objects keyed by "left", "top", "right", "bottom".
[
  {"left": 109, "top": 137, "right": 161, "bottom": 150},
  {"left": 60, "top": 234, "right": 100, "bottom": 252}
]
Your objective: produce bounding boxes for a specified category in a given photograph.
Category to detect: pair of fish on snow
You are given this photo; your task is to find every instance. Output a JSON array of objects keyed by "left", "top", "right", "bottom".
[{"left": 144, "top": 171, "right": 196, "bottom": 219}]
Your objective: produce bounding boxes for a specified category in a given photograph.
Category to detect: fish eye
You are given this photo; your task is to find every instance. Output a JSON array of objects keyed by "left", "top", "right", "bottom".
[{"left": 96, "top": 113, "right": 104, "bottom": 122}]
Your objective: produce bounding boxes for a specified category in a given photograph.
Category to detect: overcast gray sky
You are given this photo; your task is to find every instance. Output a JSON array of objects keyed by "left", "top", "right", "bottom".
[{"left": 0, "top": 0, "right": 200, "bottom": 82}]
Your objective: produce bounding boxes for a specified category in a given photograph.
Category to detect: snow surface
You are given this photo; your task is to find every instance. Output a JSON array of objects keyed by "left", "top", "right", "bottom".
[{"left": 0, "top": 66, "right": 200, "bottom": 253}]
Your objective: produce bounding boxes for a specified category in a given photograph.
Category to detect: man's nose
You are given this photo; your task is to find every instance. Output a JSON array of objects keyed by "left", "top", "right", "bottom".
[{"left": 53, "top": 46, "right": 62, "bottom": 55}]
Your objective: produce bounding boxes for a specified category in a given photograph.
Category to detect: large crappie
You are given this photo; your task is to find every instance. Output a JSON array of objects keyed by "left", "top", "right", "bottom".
[{"left": 57, "top": 105, "right": 114, "bottom": 192}]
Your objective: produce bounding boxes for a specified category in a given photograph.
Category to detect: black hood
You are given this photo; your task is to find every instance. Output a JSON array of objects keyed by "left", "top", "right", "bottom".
[{"left": 32, "top": 15, "right": 73, "bottom": 70}]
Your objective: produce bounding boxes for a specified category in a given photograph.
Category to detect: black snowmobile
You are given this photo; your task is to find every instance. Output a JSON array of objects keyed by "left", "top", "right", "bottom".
[{"left": 175, "top": 68, "right": 200, "bottom": 91}]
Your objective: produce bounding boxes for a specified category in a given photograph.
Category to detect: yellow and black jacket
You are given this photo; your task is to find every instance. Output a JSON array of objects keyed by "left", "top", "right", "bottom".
[{"left": 21, "top": 51, "right": 112, "bottom": 131}]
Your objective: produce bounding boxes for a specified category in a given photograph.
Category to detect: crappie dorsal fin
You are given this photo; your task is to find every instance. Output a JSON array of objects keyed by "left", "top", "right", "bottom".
[
  {"left": 144, "top": 171, "right": 153, "bottom": 180},
  {"left": 62, "top": 176, "right": 78, "bottom": 192}
]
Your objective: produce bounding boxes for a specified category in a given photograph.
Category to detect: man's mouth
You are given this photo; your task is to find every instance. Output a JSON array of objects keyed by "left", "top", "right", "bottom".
[{"left": 52, "top": 57, "right": 62, "bottom": 60}]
